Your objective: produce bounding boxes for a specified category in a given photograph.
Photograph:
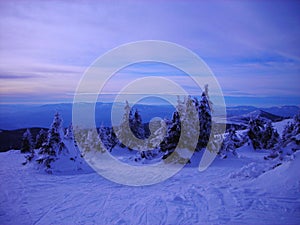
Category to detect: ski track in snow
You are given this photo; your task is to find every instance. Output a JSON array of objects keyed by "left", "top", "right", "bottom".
[{"left": 1, "top": 149, "right": 300, "bottom": 225}]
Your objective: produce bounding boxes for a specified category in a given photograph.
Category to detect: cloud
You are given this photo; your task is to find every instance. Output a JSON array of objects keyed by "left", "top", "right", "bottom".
[
  {"left": 0, "top": 0, "right": 299, "bottom": 105},
  {"left": 0, "top": 74, "right": 39, "bottom": 79}
]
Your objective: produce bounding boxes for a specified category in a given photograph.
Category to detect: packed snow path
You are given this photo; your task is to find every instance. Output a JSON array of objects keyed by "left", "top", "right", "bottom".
[{"left": 1, "top": 149, "right": 299, "bottom": 225}]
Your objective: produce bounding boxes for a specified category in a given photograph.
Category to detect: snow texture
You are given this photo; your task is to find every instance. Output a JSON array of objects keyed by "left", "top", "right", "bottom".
[{"left": 1, "top": 145, "right": 299, "bottom": 224}]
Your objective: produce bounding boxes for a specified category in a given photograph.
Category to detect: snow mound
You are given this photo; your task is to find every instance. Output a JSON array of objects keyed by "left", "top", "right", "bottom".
[
  {"left": 229, "top": 161, "right": 280, "bottom": 180},
  {"left": 48, "top": 139, "right": 92, "bottom": 174},
  {"left": 252, "top": 151, "right": 300, "bottom": 194},
  {"left": 273, "top": 118, "right": 293, "bottom": 137}
]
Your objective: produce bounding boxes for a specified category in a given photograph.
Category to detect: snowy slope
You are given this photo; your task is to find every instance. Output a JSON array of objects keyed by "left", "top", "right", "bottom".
[
  {"left": 273, "top": 118, "right": 293, "bottom": 137},
  {"left": 46, "top": 139, "right": 93, "bottom": 174},
  {"left": 1, "top": 147, "right": 299, "bottom": 225},
  {"left": 228, "top": 109, "right": 286, "bottom": 126},
  {"left": 1, "top": 104, "right": 298, "bottom": 130}
]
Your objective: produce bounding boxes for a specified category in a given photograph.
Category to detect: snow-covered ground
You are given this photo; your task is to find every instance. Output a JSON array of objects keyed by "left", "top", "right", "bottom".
[
  {"left": 273, "top": 119, "right": 293, "bottom": 137},
  {"left": 1, "top": 146, "right": 299, "bottom": 225}
]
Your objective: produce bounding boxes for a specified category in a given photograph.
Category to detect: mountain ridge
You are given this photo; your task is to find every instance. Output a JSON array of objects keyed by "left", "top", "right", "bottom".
[{"left": 0, "top": 103, "right": 298, "bottom": 130}]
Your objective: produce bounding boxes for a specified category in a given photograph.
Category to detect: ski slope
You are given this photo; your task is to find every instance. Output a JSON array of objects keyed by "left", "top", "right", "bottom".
[{"left": 1, "top": 147, "right": 299, "bottom": 225}]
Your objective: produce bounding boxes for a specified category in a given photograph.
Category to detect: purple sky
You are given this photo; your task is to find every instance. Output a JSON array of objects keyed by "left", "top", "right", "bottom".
[{"left": 0, "top": 0, "right": 299, "bottom": 106}]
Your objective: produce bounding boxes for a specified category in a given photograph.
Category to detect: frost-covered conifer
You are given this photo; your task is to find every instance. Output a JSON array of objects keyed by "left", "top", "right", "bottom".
[
  {"left": 117, "top": 101, "right": 146, "bottom": 150},
  {"left": 99, "top": 126, "right": 117, "bottom": 152},
  {"left": 64, "top": 124, "right": 74, "bottom": 140},
  {"left": 21, "top": 129, "right": 35, "bottom": 164},
  {"left": 149, "top": 120, "right": 167, "bottom": 149},
  {"left": 219, "top": 127, "right": 241, "bottom": 159},
  {"left": 21, "top": 129, "right": 33, "bottom": 154},
  {"left": 262, "top": 121, "right": 279, "bottom": 149},
  {"left": 160, "top": 111, "right": 181, "bottom": 154},
  {"left": 248, "top": 116, "right": 279, "bottom": 150},
  {"left": 116, "top": 101, "right": 134, "bottom": 149},
  {"left": 196, "top": 85, "right": 212, "bottom": 150},
  {"left": 266, "top": 113, "right": 300, "bottom": 160},
  {"left": 37, "top": 112, "right": 64, "bottom": 170},
  {"left": 282, "top": 112, "right": 300, "bottom": 146},
  {"left": 35, "top": 129, "right": 47, "bottom": 149},
  {"left": 131, "top": 109, "right": 145, "bottom": 140},
  {"left": 247, "top": 116, "right": 265, "bottom": 149},
  {"left": 178, "top": 95, "right": 199, "bottom": 151}
]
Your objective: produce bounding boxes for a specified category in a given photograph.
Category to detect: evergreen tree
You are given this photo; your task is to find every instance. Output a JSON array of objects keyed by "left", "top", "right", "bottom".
[
  {"left": 21, "top": 129, "right": 35, "bottom": 164},
  {"left": 116, "top": 101, "right": 146, "bottom": 150},
  {"left": 64, "top": 124, "right": 74, "bottom": 140},
  {"left": 282, "top": 112, "right": 300, "bottom": 146},
  {"left": 219, "top": 127, "right": 241, "bottom": 159},
  {"left": 266, "top": 112, "right": 300, "bottom": 160},
  {"left": 35, "top": 129, "right": 47, "bottom": 149},
  {"left": 99, "top": 126, "right": 117, "bottom": 152},
  {"left": 149, "top": 119, "right": 167, "bottom": 149},
  {"left": 160, "top": 111, "right": 181, "bottom": 154},
  {"left": 21, "top": 129, "right": 33, "bottom": 153},
  {"left": 248, "top": 116, "right": 279, "bottom": 150},
  {"left": 178, "top": 95, "right": 199, "bottom": 151},
  {"left": 160, "top": 95, "right": 199, "bottom": 163},
  {"left": 37, "top": 112, "right": 64, "bottom": 170},
  {"left": 130, "top": 109, "right": 145, "bottom": 140},
  {"left": 261, "top": 121, "right": 279, "bottom": 149},
  {"left": 247, "top": 116, "right": 265, "bottom": 149},
  {"left": 196, "top": 85, "right": 212, "bottom": 150},
  {"left": 82, "top": 129, "right": 97, "bottom": 154},
  {"left": 116, "top": 101, "right": 134, "bottom": 149}
]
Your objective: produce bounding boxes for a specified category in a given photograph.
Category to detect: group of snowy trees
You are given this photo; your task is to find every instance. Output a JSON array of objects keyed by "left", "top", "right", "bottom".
[
  {"left": 219, "top": 113, "right": 299, "bottom": 160},
  {"left": 18, "top": 84, "right": 222, "bottom": 165},
  {"left": 247, "top": 117, "right": 279, "bottom": 150},
  {"left": 265, "top": 113, "right": 300, "bottom": 160},
  {"left": 21, "top": 113, "right": 84, "bottom": 172},
  {"left": 218, "top": 127, "right": 242, "bottom": 159},
  {"left": 20, "top": 86, "right": 300, "bottom": 168},
  {"left": 35, "top": 113, "right": 66, "bottom": 169},
  {"left": 115, "top": 85, "right": 212, "bottom": 163},
  {"left": 220, "top": 112, "right": 300, "bottom": 160}
]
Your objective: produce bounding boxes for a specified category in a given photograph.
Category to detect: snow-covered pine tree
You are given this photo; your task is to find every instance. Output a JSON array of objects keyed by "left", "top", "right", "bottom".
[
  {"left": 160, "top": 111, "right": 181, "bottom": 155},
  {"left": 247, "top": 116, "right": 265, "bottom": 150},
  {"left": 266, "top": 112, "right": 300, "bottom": 160},
  {"left": 178, "top": 95, "right": 199, "bottom": 151},
  {"left": 248, "top": 116, "right": 279, "bottom": 150},
  {"left": 35, "top": 129, "right": 47, "bottom": 149},
  {"left": 160, "top": 96, "right": 185, "bottom": 153},
  {"left": 116, "top": 101, "right": 134, "bottom": 149},
  {"left": 64, "top": 124, "right": 74, "bottom": 140},
  {"left": 21, "top": 129, "right": 33, "bottom": 153},
  {"left": 21, "top": 129, "right": 35, "bottom": 164},
  {"left": 99, "top": 125, "right": 117, "bottom": 152},
  {"left": 36, "top": 114, "right": 88, "bottom": 172},
  {"left": 130, "top": 109, "right": 145, "bottom": 140},
  {"left": 160, "top": 95, "right": 199, "bottom": 164},
  {"left": 219, "top": 127, "right": 241, "bottom": 159},
  {"left": 116, "top": 101, "right": 147, "bottom": 151},
  {"left": 196, "top": 84, "right": 212, "bottom": 150},
  {"left": 261, "top": 121, "right": 279, "bottom": 149},
  {"left": 149, "top": 119, "right": 167, "bottom": 149},
  {"left": 282, "top": 112, "right": 300, "bottom": 146},
  {"left": 82, "top": 128, "right": 103, "bottom": 154},
  {"left": 37, "top": 112, "right": 64, "bottom": 170}
]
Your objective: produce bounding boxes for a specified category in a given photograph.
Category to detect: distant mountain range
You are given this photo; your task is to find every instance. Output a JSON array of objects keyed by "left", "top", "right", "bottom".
[
  {"left": 227, "top": 109, "right": 287, "bottom": 126},
  {"left": 0, "top": 103, "right": 299, "bottom": 152},
  {"left": 225, "top": 105, "right": 299, "bottom": 118},
  {"left": 0, "top": 103, "right": 299, "bottom": 130}
]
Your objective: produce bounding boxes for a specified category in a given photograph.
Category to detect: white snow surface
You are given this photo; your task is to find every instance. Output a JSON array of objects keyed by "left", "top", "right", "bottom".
[
  {"left": 1, "top": 146, "right": 300, "bottom": 225},
  {"left": 273, "top": 119, "right": 293, "bottom": 137},
  {"left": 48, "top": 139, "right": 92, "bottom": 174}
]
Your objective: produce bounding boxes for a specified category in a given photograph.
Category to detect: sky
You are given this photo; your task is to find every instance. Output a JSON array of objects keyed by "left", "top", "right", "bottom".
[{"left": 0, "top": 0, "right": 299, "bottom": 106}]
